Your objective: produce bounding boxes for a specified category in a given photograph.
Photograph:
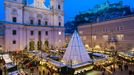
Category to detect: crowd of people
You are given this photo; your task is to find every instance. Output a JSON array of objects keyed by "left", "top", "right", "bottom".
[{"left": 101, "top": 62, "right": 134, "bottom": 75}]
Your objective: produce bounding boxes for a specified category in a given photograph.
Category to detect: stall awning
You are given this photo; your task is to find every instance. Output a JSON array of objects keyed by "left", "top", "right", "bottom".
[{"left": 3, "top": 54, "right": 13, "bottom": 64}]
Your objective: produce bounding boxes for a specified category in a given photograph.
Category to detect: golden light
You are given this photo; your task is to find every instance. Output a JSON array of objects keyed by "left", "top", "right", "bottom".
[
  {"left": 0, "top": 46, "right": 3, "bottom": 50},
  {"left": 131, "top": 48, "right": 134, "bottom": 52},
  {"left": 94, "top": 45, "right": 101, "bottom": 50},
  {"left": 59, "top": 31, "right": 61, "bottom": 35},
  {"left": 40, "top": 61, "right": 46, "bottom": 65},
  {"left": 85, "top": 44, "right": 90, "bottom": 50}
]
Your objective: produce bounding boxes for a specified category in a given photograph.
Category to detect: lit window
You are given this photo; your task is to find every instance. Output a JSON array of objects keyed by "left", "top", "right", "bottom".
[
  {"left": 79, "top": 31, "right": 83, "bottom": 34},
  {"left": 92, "top": 35, "right": 96, "bottom": 40},
  {"left": 103, "top": 35, "right": 108, "bottom": 41},
  {"left": 83, "top": 36, "right": 86, "bottom": 40},
  {"left": 59, "top": 40, "right": 61, "bottom": 42},
  {"left": 117, "top": 34, "right": 124, "bottom": 41},
  {"left": 59, "top": 31, "right": 61, "bottom": 35}
]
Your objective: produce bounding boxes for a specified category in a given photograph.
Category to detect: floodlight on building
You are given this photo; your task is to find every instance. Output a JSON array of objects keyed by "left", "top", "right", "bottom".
[{"left": 59, "top": 31, "right": 61, "bottom": 35}]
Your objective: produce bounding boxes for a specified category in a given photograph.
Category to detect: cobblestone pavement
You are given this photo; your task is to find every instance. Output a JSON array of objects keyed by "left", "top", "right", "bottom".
[
  {"left": 111, "top": 63, "right": 134, "bottom": 75},
  {"left": 86, "top": 62, "right": 134, "bottom": 75}
]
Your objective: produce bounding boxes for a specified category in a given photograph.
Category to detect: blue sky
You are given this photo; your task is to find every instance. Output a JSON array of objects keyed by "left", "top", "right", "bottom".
[
  {"left": 0, "top": 0, "right": 4, "bottom": 21},
  {"left": 0, "top": 0, "right": 134, "bottom": 22}
]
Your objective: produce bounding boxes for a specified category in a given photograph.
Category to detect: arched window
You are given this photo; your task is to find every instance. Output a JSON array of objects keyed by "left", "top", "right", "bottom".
[
  {"left": 45, "top": 21, "right": 48, "bottom": 26},
  {"left": 58, "top": 5, "right": 61, "bottom": 10},
  {"left": 29, "top": 16, "right": 34, "bottom": 25},
  {"left": 38, "top": 19, "right": 41, "bottom": 25},
  {"left": 59, "top": 22, "right": 61, "bottom": 26}
]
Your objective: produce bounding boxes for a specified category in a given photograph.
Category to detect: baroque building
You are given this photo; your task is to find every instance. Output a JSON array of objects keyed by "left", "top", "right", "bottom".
[
  {"left": 77, "top": 15, "right": 134, "bottom": 51},
  {"left": 0, "top": 0, "right": 65, "bottom": 52}
]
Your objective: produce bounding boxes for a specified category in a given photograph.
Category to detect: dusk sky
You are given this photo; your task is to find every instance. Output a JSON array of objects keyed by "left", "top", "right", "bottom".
[{"left": 0, "top": 0, "right": 134, "bottom": 23}]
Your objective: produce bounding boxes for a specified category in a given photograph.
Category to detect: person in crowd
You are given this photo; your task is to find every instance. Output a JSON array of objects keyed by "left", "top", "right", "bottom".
[
  {"left": 43, "top": 70, "right": 45, "bottom": 75},
  {"left": 0, "top": 68, "right": 2, "bottom": 75},
  {"left": 129, "top": 70, "right": 132, "bottom": 75},
  {"left": 132, "top": 70, "right": 134, "bottom": 75},
  {"left": 102, "top": 71, "right": 105, "bottom": 75},
  {"left": 39, "top": 71, "right": 41, "bottom": 75}
]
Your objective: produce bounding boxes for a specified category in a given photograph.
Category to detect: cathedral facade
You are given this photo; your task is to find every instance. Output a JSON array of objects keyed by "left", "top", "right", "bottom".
[{"left": 0, "top": 0, "right": 65, "bottom": 52}]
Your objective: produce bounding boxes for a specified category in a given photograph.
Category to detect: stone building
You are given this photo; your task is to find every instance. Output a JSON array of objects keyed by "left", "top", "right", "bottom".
[
  {"left": 0, "top": 0, "right": 65, "bottom": 52},
  {"left": 77, "top": 15, "right": 134, "bottom": 51}
]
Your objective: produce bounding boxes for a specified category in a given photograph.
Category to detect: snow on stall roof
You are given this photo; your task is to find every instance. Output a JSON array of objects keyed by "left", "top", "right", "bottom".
[
  {"left": 6, "top": 63, "right": 16, "bottom": 69},
  {"left": 28, "top": 50, "right": 66, "bottom": 67},
  {"left": 2, "top": 54, "right": 13, "bottom": 64},
  {"left": 93, "top": 53, "right": 105, "bottom": 57},
  {"left": 49, "top": 59, "right": 66, "bottom": 67},
  {"left": 71, "top": 61, "right": 92, "bottom": 69}
]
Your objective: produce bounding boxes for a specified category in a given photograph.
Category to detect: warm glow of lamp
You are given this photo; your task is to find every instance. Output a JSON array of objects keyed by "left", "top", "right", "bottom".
[
  {"left": 85, "top": 44, "right": 90, "bottom": 50},
  {"left": 131, "top": 48, "right": 134, "bottom": 52},
  {"left": 94, "top": 45, "right": 101, "bottom": 50},
  {"left": 59, "top": 31, "right": 61, "bottom": 35},
  {"left": 85, "top": 44, "right": 89, "bottom": 48}
]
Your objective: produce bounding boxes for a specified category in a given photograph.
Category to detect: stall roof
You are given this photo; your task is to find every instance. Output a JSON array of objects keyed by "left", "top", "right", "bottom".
[
  {"left": 50, "top": 50, "right": 58, "bottom": 53},
  {"left": 93, "top": 53, "right": 108, "bottom": 58},
  {"left": 71, "top": 62, "right": 92, "bottom": 69},
  {"left": 49, "top": 59, "right": 66, "bottom": 67},
  {"left": 2, "top": 54, "right": 13, "bottom": 64},
  {"left": 5, "top": 63, "right": 16, "bottom": 69}
]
